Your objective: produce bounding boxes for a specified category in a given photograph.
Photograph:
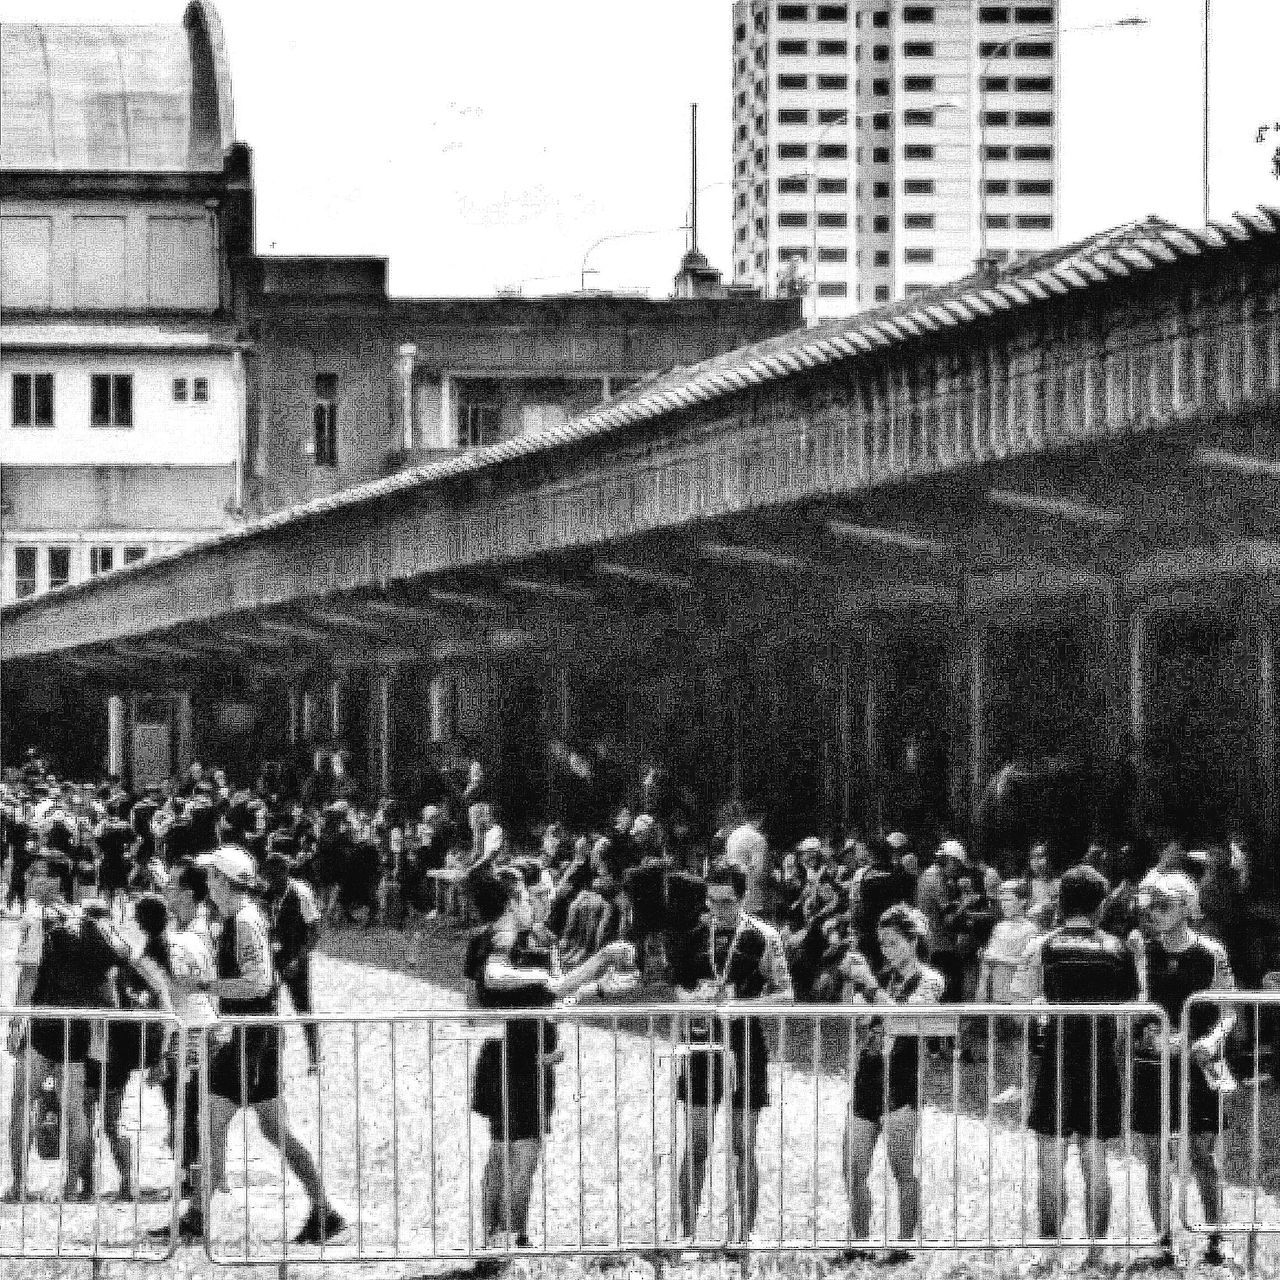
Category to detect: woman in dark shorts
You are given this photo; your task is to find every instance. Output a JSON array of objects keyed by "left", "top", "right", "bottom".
[
  {"left": 465, "top": 866, "right": 634, "bottom": 1272},
  {"left": 840, "top": 905, "right": 947, "bottom": 1265}
]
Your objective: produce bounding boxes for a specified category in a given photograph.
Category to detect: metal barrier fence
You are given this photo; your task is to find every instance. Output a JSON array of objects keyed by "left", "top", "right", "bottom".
[
  {"left": 0, "top": 1007, "right": 185, "bottom": 1263},
  {"left": 1180, "top": 990, "right": 1280, "bottom": 1275},
  {"left": 195, "top": 1001, "right": 1170, "bottom": 1271}
]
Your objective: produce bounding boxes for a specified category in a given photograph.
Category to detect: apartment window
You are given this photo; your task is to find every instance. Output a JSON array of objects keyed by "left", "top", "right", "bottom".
[
  {"left": 985, "top": 179, "right": 1010, "bottom": 194},
  {"left": 902, "top": 41, "right": 934, "bottom": 56},
  {"left": 872, "top": 45, "right": 890, "bottom": 61},
  {"left": 984, "top": 145, "right": 1010, "bottom": 160},
  {"left": 816, "top": 4, "right": 848, "bottom": 17},
  {"left": 173, "top": 377, "right": 189, "bottom": 402},
  {"left": 778, "top": 74, "right": 809, "bottom": 89},
  {"left": 979, "top": 42, "right": 1009, "bottom": 56},
  {"left": 778, "top": 39, "right": 808, "bottom": 53},
  {"left": 818, "top": 40, "right": 848, "bottom": 54},
  {"left": 737, "top": 226, "right": 748, "bottom": 242},
  {"left": 89, "top": 374, "right": 133, "bottom": 428},
  {"left": 982, "top": 76, "right": 1010, "bottom": 91},
  {"left": 1016, "top": 179, "right": 1054, "bottom": 195},
  {"left": 779, "top": 177, "right": 809, "bottom": 193},
  {"left": 874, "top": 250, "right": 890, "bottom": 265},
  {"left": 903, "top": 109, "right": 934, "bottom": 126},
  {"left": 873, "top": 77, "right": 891, "bottom": 95},
  {"left": 738, "top": 157, "right": 749, "bottom": 174},
  {"left": 11, "top": 373, "right": 54, "bottom": 427},
  {"left": 872, "top": 11, "right": 889, "bottom": 27},
  {"left": 1016, "top": 111, "right": 1053, "bottom": 127},
  {"left": 979, "top": 5, "right": 1010, "bottom": 19},
  {"left": 1016, "top": 214, "right": 1053, "bottom": 229},
  {"left": 873, "top": 215, "right": 890, "bottom": 232},
  {"left": 1015, "top": 144, "right": 1053, "bottom": 160},
  {"left": 903, "top": 6, "right": 935, "bottom": 20},
  {"left": 903, "top": 144, "right": 935, "bottom": 159},
  {"left": 313, "top": 373, "right": 339, "bottom": 467},
  {"left": 904, "top": 247, "right": 935, "bottom": 263},
  {"left": 14, "top": 548, "right": 37, "bottom": 599},
  {"left": 1016, "top": 5, "right": 1054, "bottom": 21},
  {"left": 817, "top": 211, "right": 848, "bottom": 227},
  {"left": 872, "top": 146, "right": 891, "bottom": 162},
  {"left": 871, "top": 114, "right": 890, "bottom": 132},
  {"left": 905, "top": 283, "right": 934, "bottom": 298},
  {"left": 779, "top": 247, "right": 810, "bottom": 261},
  {"left": 982, "top": 111, "right": 1010, "bottom": 126},
  {"left": 875, "top": 286, "right": 890, "bottom": 301},
  {"left": 873, "top": 180, "right": 890, "bottom": 197},
  {"left": 818, "top": 143, "right": 849, "bottom": 158},
  {"left": 985, "top": 214, "right": 1011, "bottom": 228},
  {"left": 193, "top": 377, "right": 209, "bottom": 403},
  {"left": 1016, "top": 41, "right": 1053, "bottom": 57},
  {"left": 1016, "top": 76, "right": 1053, "bottom": 92},
  {"left": 736, "top": 23, "right": 748, "bottom": 40},
  {"left": 818, "top": 177, "right": 848, "bottom": 193},
  {"left": 123, "top": 546, "right": 147, "bottom": 565},
  {"left": 818, "top": 282, "right": 848, "bottom": 297},
  {"left": 778, "top": 4, "right": 808, "bottom": 18},
  {"left": 89, "top": 546, "right": 115, "bottom": 577},
  {"left": 817, "top": 74, "right": 848, "bottom": 88},
  {"left": 818, "top": 246, "right": 848, "bottom": 261},
  {"left": 904, "top": 178, "right": 935, "bottom": 194},
  {"left": 904, "top": 75, "right": 936, "bottom": 91},
  {"left": 904, "top": 213, "right": 935, "bottom": 229},
  {"left": 779, "top": 108, "right": 809, "bottom": 123},
  {"left": 779, "top": 212, "right": 809, "bottom": 227},
  {"left": 47, "top": 547, "right": 70, "bottom": 591},
  {"left": 738, "top": 124, "right": 749, "bottom": 141},
  {"left": 818, "top": 109, "right": 846, "bottom": 124},
  {"left": 778, "top": 143, "right": 808, "bottom": 158}
]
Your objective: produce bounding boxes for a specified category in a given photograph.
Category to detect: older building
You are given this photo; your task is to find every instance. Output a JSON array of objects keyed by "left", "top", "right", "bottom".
[{"left": 0, "top": 1, "right": 255, "bottom": 604}]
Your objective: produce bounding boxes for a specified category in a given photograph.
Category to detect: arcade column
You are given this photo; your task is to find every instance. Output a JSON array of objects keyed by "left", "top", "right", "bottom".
[
  {"left": 174, "top": 693, "right": 194, "bottom": 775},
  {"left": 965, "top": 623, "right": 988, "bottom": 821},
  {"left": 368, "top": 668, "right": 394, "bottom": 799},
  {"left": 287, "top": 688, "right": 301, "bottom": 748},
  {"left": 862, "top": 622, "right": 884, "bottom": 834},
  {"left": 1253, "top": 609, "right": 1277, "bottom": 856},
  {"left": 107, "top": 695, "right": 126, "bottom": 780},
  {"left": 329, "top": 677, "right": 344, "bottom": 742}
]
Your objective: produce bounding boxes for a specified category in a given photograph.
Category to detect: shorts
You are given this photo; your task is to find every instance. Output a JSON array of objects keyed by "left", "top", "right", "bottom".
[
  {"left": 1130, "top": 1057, "right": 1223, "bottom": 1135},
  {"left": 1028, "top": 1047, "right": 1123, "bottom": 1142},
  {"left": 472, "top": 1037, "right": 556, "bottom": 1141},
  {"left": 209, "top": 1027, "right": 282, "bottom": 1107},
  {"left": 676, "top": 1038, "right": 770, "bottom": 1111},
  {"left": 851, "top": 1048, "right": 921, "bottom": 1125}
]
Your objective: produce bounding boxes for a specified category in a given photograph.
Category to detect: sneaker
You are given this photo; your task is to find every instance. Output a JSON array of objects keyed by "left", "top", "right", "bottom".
[
  {"left": 292, "top": 1204, "right": 349, "bottom": 1245},
  {"left": 1128, "top": 1239, "right": 1176, "bottom": 1272},
  {"left": 1203, "top": 1235, "right": 1231, "bottom": 1267},
  {"left": 148, "top": 1209, "right": 204, "bottom": 1244},
  {"left": 1, "top": 1185, "right": 25, "bottom": 1204}
]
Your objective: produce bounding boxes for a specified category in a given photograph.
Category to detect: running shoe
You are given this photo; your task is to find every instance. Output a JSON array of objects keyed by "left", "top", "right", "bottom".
[
  {"left": 292, "top": 1204, "right": 349, "bottom": 1245},
  {"left": 1202, "top": 1234, "right": 1232, "bottom": 1268},
  {"left": 147, "top": 1209, "right": 204, "bottom": 1243}
]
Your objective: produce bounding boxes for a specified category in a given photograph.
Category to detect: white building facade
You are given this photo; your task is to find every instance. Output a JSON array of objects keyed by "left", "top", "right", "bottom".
[
  {"left": 732, "top": 0, "right": 1061, "bottom": 319},
  {"left": 0, "top": 2, "right": 253, "bottom": 603}
]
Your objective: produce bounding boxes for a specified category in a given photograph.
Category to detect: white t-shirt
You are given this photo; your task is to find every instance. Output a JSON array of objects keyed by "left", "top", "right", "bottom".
[
  {"left": 169, "top": 921, "right": 217, "bottom": 1066},
  {"left": 726, "top": 823, "right": 769, "bottom": 912}
]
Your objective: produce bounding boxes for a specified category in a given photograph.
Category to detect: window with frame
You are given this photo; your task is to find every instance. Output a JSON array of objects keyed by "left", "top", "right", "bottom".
[
  {"left": 90, "top": 374, "right": 132, "bottom": 427},
  {"left": 778, "top": 73, "right": 809, "bottom": 89},
  {"left": 818, "top": 282, "right": 848, "bottom": 296},
  {"left": 873, "top": 180, "right": 890, "bottom": 197},
  {"left": 313, "top": 373, "right": 339, "bottom": 467},
  {"left": 779, "top": 247, "right": 809, "bottom": 261},
  {"left": 903, "top": 143, "right": 935, "bottom": 159},
  {"left": 982, "top": 76, "right": 1010, "bottom": 91},
  {"left": 1016, "top": 76, "right": 1053, "bottom": 92},
  {"left": 736, "top": 22, "right": 748, "bottom": 40},
  {"left": 1015, "top": 5, "right": 1054, "bottom": 21},
  {"left": 982, "top": 111, "right": 1010, "bottom": 126},
  {"left": 457, "top": 390, "right": 499, "bottom": 449},
  {"left": 873, "top": 215, "right": 890, "bottom": 232},
  {"left": 818, "top": 109, "right": 846, "bottom": 124},
  {"left": 979, "top": 42, "right": 1009, "bottom": 56},
  {"left": 903, "top": 109, "right": 934, "bottom": 126},
  {"left": 1016, "top": 110, "right": 1053, "bottom": 127},
  {"left": 817, "top": 74, "right": 848, "bottom": 88},
  {"left": 779, "top": 108, "right": 809, "bottom": 123},
  {"left": 123, "top": 546, "right": 147, "bottom": 565},
  {"left": 1016, "top": 179, "right": 1053, "bottom": 195},
  {"left": 818, "top": 142, "right": 849, "bottom": 157},
  {"left": 173, "top": 377, "right": 189, "bottom": 402},
  {"left": 985, "top": 214, "right": 1011, "bottom": 228},
  {"left": 818, "top": 40, "right": 848, "bottom": 54},
  {"left": 902, "top": 41, "right": 934, "bottom": 56},
  {"left": 872, "top": 146, "right": 891, "bottom": 162},
  {"left": 778, "top": 4, "right": 808, "bottom": 17},
  {"left": 903, "top": 6, "right": 935, "bottom": 20},
  {"left": 1016, "top": 214, "right": 1053, "bottom": 229},
  {"left": 985, "top": 179, "right": 1010, "bottom": 194},
  {"left": 875, "top": 285, "right": 890, "bottom": 301},
  {"left": 904, "top": 247, "right": 935, "bottom": 263},
  {"left": 904, "top": 178, "right": 935, "bottom": 193},
  {"left": 984, "top": 144, "right": 1010, "bottom": 160},
  {"left": 778, "top": 38, "right": 808, "bottom": 53},
  {"left": 873, "top": 45, "right": 890, "bottom": 61},
  {"left": 816, "top": 4, "right": 848, "bottom": 17},
  {"left": 13, "top": 547, "right": 37, "bottom": 599},
  {"left": 903, "top": 76, "right": 935, "bottom": 91},
  {"left": 89, "top": 546, "right": 115, "bottom": 577},
  {"left": 779, "top": 177, "right": 809, "bottom": 193},
  {"left": 904, "top": 283, "right": 933, "bottom": 298},
  {"left": 778, "top": 143, "right": 808, "bottom": 158},
  {"left": 779, "top": 211, "right": 809, "bottom": 227},
  {"left": 874, "top": 250, "right": 890, "bottom": 265},
  {"left": 1015, "top": 144, "right": 1052, "bottom": 160},
  {"left": 871, "top": 114, "right": 890, "bottom": 131},
  {"left": 904, "top": 212, "right": 935, "bottom": 229},
  {"left": 46, "top": 547, "right": 70, "bottom": 591},
  {"left": 817, "top": 212, "right": 848, "bottom": 227},
  {"left": 818, "top": 177, "right": 848, "bottom": 193},
  {"left": 818, "top": 246, "right": 848, "bottom": 262},
  {"left": 873, "top": 77, "right": 891, "bottom": 95},
  {"left": 872, "top": 11, "right": 889, "bottom": 27},
  {"left": 1015, "top": 41, "right": 1052, "bottom": 57},
  {"left": 11, "top": 373, "right": 54, "bottom": 428},
  {"left": 979, "top": 5, "right": 1010, "bottom": 19},
  {"left": 193, "top": 377, "right": 209, "bottom": 403}
]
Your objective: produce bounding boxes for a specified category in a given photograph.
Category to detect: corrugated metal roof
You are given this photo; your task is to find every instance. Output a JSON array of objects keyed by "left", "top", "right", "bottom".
[{"left": 6, "top": 209, "right": 1278, "bottom": 616}]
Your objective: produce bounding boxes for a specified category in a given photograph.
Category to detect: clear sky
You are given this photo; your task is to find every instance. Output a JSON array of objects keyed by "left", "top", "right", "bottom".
[{"left": 9, "top": 0, "right": 1280, "bottom": 299}]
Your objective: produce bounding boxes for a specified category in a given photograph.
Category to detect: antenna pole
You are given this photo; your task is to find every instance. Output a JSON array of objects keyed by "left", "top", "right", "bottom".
[{"left": 690, "top": 103, "right": 699, "bottom": 254}]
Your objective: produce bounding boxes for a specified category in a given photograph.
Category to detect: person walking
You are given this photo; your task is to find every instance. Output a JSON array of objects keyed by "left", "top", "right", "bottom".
[{"left": 263, "top": 852, "right": 323, "bottom": 1074}]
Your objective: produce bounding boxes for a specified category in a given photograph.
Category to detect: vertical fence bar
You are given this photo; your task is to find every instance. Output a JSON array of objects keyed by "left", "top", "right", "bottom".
[
  {"left": 389, "top": 1019, "right": 401, "bottom": 1257},
  {"left": 352, "top": 1021, "right": 364, "bottom": 1256}
]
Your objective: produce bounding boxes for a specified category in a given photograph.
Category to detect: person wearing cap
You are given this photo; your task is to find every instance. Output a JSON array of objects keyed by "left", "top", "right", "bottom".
[
  {"left": 725, "top": 810, "right": 769, "bottom": 916},
  {"left": 262, "top": 853, "right": 322, "bottom": 1074},
  {"left": 1129, "top": 870, "right": 1236, "bottom": 1271},
  {"left": 1020, "top": 865, "right": 1142, "bottom": 1274},
  {"left": 190, "top": 846, "right": 346, "bottom": 1246}
]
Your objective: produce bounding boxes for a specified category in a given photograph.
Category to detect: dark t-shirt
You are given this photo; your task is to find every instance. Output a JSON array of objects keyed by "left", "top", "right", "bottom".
[{"left": 1037, "top": 923, "right": 1141, "bottom": 1060}]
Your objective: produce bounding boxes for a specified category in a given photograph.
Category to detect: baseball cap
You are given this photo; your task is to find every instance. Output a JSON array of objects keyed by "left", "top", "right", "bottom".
[
  {"left": 1139, "top": 870, "right": 1201, "bottom": 917},
  {"left": 938, "top": 839, "right": 967, "bottom": 860},
  {"left": 885, "top": 832, "right": 909, "bottom": 850},
  {"left": 484, "top": 825, "right": 506, "bottom": 857},
  {"left": 196, "top": 845, "right": 260, "bottom": 888},
  {"left": 797, "top": 836, "right": 824, "bottom": 854}
]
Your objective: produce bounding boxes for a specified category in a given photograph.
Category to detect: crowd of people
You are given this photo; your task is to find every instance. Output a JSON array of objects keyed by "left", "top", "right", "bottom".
[{"left": 0, "top": 743, "right": 1277, "bottom": 1273}]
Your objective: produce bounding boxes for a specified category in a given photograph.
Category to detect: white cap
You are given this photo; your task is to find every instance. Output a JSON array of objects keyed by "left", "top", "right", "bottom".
[
  {"left": 195, "top": 845, "right": 259, "bottom": 888},
  {"left": 1139, "top": 870, "right": 1201, "bottom": 918},
  {"left": 484, "top": 825, "right": 506, "bottom": 857},
  {"left": 938, "top": 839, "right": 967, "bottom": 860}
]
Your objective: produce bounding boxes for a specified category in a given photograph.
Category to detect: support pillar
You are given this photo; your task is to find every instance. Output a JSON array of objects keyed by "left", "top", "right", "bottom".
[
  {"left": 174, "top": 693, "right": 193, "bottom": 775},
  {"left": 399, "top": 344, "right": 417, "bottom": 450},
  {"left": 966, "top": 624, "right": 988, "bottom": 821},
  {"left": 329, "top": 677, "right": 343, "bottom": 742},
  {"left": 1100, "top": 579, "right": 1130, "bottom": 767},
  {"left": 288, "top": 689, "right": 300, "bottom": 747},
  {"left": 601, "top": 375, "right": 612, "bottom": 401},
  {"left": 1129, "top": 610, "right": 1148, "bottom": 754},
  {"left": 368, "top": 669, "right": 393, "bottom": 799},
  {"left": 107, "top": 695, "right": 126, "bottom": 780},
  {"left": 1256, "top": 612, "right": 1277, "bottom": 859},
  {"left": 439, "top": 375, "right": 456, "bottom": 449},
  {"left": 863, "top": 625, "right": 884, "bottom": 835}
]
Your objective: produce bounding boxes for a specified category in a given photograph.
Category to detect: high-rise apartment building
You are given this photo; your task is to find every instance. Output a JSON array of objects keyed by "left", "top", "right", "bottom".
[{"left": 732, "top": 0, "right": 1061, "bottom": 319}]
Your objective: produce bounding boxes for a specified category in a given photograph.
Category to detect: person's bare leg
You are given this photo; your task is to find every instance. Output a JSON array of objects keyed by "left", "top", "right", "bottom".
[
  {"left": 7, "top": 1047, "right": 38, "bottom": 1197},
  {"left": 1036, "top": 1135, "right": 1065, "bottom": 1241},
  {"left": 254, "top": 1098, "right": 327, "bottom": 1209},
  {"left": 1078, "top": 1137, "right": 1112, "bottom": 1265},
  {"left": 884, "top": 1107, "right": 921, "bottom": 1243},
  {"left": 729, "top": 1107, "right": 760, "bottom": 1243},
  {"left": 677, "top": 1106, "right": 714, "bottom": 1239},
  {"left": 842, "top": 1114, "right": 879, "bottom": 1240},
  {"left": 207, "top": 1093, "right": 237, "bottom": 1206}
]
